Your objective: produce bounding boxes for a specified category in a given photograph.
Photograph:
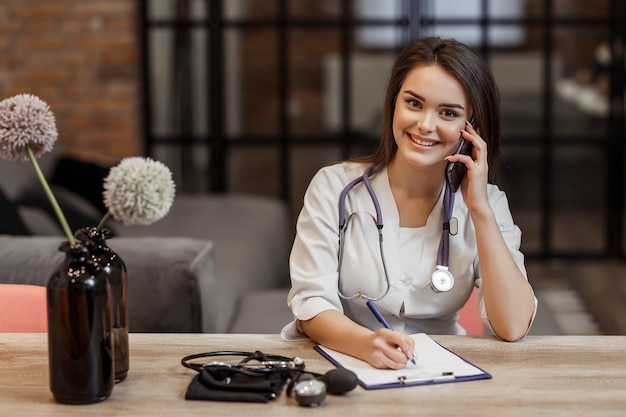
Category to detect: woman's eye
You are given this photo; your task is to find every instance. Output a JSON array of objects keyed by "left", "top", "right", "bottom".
[
  {"left": 441, "top": 109, "right": 458, "bottom": 118},
  {"left": 406, "top": 99, "right": 421, "bottom": 108}
]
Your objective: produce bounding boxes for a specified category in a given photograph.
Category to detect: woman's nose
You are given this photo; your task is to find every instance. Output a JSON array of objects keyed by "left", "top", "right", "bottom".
[{"left": 416, "top": 114, "right": 434, "bottom": 132}]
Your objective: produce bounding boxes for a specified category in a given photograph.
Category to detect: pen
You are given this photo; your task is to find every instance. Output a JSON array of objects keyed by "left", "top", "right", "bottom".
[
  {"left": 366, "top": 300, "right": 417, "bottom": 364},
  {"left": 397, "top": 372, "right": 455, "bottom": 385}
]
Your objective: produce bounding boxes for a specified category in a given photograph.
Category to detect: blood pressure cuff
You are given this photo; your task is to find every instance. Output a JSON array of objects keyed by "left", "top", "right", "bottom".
[{"left": 185, "top": 367, "right": 290, "bottom": 403}]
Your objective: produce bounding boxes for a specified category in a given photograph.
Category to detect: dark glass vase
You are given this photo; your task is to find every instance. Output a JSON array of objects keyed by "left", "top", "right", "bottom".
[
  {"left": 75, "top": 227, "right": 129, "bottom": 383},
  {"left": 47, "top": 241, "right": 114, "bottom": 404}
]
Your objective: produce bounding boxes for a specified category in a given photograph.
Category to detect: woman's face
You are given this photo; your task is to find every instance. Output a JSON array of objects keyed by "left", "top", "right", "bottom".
[{"left": 392, "top": 64, "right": 470, "bottom": 171}]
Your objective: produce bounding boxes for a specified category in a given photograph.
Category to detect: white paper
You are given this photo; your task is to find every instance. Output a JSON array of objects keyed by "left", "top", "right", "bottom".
[{"left": 315, "top": 333, "right": 487, "bottom": 388}]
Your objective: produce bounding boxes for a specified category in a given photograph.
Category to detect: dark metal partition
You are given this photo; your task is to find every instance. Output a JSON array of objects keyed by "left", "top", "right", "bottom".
[{"left": 139, "top": 0, "right": 625, "bottom": 259}]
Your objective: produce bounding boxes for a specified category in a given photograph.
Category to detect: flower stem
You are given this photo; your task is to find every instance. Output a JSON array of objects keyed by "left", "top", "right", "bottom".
[
  {"left": 26, "top": 146, "right": 76, "bottom": 245},
  {"left": 96, "top": 212, "right": 112, "bottom": 232}
]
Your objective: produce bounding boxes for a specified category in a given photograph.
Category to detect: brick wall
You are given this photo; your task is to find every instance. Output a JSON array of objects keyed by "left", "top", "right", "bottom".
[{"left": 0, "top": 1, "right": 142, "bottom": 165}]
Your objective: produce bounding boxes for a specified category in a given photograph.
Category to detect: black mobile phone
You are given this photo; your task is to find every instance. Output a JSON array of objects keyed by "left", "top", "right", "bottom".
[{"left": 446, "top": 117, "right": 477, "bottom": 192}]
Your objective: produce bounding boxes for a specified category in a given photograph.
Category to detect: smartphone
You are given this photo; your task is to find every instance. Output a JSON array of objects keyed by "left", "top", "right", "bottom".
[{"left": 446, "top": 117, "right": 477, "bottom": 192}]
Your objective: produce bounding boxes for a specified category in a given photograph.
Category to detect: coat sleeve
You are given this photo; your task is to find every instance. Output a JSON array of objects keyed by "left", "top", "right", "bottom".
[{"left": 287, "top": 166, "right": 348, "bottom": 321}]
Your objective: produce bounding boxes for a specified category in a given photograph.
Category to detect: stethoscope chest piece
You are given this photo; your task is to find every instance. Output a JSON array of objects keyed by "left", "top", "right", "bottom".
[
  {"left": 431, "top": 266, "right": 454, "bottom": 293},
  {"left": 294, "top": 378, "right": 327, "bottom": 407}
]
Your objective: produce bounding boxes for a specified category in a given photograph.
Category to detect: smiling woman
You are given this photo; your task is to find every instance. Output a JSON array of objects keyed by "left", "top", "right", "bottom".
[{"left": 281, "top": 37, "right": 537, "bottom": 370}]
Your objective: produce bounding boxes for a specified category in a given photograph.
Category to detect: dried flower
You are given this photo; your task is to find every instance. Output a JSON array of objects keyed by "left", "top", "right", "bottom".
[
  {"left": 0, "top": 93, "right": 58, "bottom": 160},
  {"left": 0, "top": 94, "right": 75, "bottom": 244},
  {"left": 99, "top": 157, "right": 175, "bottom": 228}
]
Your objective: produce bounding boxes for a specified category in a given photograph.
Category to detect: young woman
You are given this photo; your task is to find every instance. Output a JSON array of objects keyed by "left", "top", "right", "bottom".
[{"left": 281, "top": 37, "right": 537, "bottom": 369}]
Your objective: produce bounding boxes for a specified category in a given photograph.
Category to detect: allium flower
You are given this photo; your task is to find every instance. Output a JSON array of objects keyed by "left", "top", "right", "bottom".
[
  {"left": 0, "top": 93, "right": 58, "bottom": 160},
  {"left": 0, "top": 94, "right": 75, "bottom": 244},
  {"left": 100, "top": 157, "right": 176, "bottom": 228}
]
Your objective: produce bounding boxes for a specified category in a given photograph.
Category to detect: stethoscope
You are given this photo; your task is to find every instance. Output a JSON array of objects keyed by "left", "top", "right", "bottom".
[
  {"left": 337, "top": 165, "right": 456, "bottom": 301},
  {"left": 180, "top": 350, "right": 357, "bottom": 406}
]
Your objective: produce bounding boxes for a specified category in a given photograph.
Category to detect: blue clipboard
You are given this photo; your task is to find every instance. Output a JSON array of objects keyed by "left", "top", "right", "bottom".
[{"left": 313, "top": 333, "right": 492, "bottom": 390}]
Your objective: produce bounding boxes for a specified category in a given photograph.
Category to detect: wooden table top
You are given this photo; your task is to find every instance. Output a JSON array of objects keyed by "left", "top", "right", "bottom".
[{"left": 1, "top": 333, "right": 625, "bottom": 416}]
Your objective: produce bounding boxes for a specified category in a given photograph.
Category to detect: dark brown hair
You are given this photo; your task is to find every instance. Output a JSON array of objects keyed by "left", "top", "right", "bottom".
[{"left": 356, "top": 36, "right": 502, "bottom": 184}]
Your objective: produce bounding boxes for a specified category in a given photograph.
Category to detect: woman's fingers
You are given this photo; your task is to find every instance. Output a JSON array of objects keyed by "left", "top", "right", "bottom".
[{"left": 368, "top": 330, "right": 415, "bottom": 369}]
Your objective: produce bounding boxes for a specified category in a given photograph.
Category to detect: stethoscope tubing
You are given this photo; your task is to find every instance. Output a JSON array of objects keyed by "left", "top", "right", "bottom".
[{"left": 337, "top": 165, "right": 455, "bottom": 300}]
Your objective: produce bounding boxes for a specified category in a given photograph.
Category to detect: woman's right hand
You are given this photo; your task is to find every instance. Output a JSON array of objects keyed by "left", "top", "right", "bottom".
[
  {"left": 301, "top": 310, "right": 415, "bottom": 370},
  {"left": 361, "top": 328, "right": 416, "bottom": 369}
]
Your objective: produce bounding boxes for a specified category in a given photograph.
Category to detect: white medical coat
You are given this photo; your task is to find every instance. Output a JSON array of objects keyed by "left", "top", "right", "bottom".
[{"left": 281, "top": 162, "right": 535, "bottom": 340}]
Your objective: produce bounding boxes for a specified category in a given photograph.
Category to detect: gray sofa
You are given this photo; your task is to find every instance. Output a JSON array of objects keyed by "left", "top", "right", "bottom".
[{"left": 0, "top": 152, "right": 294, "bottom": 333}]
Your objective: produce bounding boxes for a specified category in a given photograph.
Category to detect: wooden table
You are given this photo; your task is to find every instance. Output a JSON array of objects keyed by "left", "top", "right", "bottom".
[{"left": 1, "top": 333, "right": 625, "bottom": 416}]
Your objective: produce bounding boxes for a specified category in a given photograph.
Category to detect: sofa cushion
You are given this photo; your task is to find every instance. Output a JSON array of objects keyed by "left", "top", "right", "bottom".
[
  {"left": 229, "top": 288, "right": 292, "bottom": 334},
  {"left": 16, "top": 206, "right": 64, "bottom": 236},
  {"left": 0, "top": 147, "right": 61, "bottom": 200},
  {"left": 0, "top": 235, "right": 215, "bottom": 333},
  {"left": 50, "top": 156, "right": 110, "bottom": 214},
  {"left": 15, "top": 184, "right": 107, "bottom": 234},
  {"left": 0, "top": 187, "right": 31, "bottom": 235},
  {"left": 111, "top": 194, "right": 292, "bottom": 332},
  {"left": 108, "top": 237, "right": 215, "bottom": 333}
]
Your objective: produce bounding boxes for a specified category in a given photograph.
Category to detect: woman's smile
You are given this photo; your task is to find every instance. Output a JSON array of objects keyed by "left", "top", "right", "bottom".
[{"left": 407, "top": 132, "right": 440, "bottom": 148}]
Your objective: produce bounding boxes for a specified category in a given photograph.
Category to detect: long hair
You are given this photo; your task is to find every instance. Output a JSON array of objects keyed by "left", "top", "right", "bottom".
[{"left": 355, "top": 37, "right": 502, "bottom": 184}]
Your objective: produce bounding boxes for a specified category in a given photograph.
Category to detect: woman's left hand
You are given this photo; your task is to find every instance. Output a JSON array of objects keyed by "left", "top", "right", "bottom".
[{"left": 446, "top": 120, "right": 490, "bottom": 215}]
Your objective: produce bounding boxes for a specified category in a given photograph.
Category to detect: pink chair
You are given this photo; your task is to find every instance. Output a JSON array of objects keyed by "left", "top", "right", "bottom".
[
  {"left": 0, "top": 284, "right": 48, "bottom": 332},
  {"left": 458, "top": 287, "right": 485, "bottom": 336}
]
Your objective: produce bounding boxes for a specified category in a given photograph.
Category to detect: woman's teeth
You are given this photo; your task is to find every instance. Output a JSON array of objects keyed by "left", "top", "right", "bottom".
[{"left": 410, "top": 135, "right": 436, "bottom": 147}]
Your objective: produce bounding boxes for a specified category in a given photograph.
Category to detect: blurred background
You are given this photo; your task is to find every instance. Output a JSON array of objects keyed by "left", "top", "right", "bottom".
[{"left": 1, "top": 0, "right": 625, "bottom": 334}]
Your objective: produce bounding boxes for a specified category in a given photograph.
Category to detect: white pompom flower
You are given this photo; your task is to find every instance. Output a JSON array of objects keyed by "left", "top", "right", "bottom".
[
  {"left": 0, "top": 93, "right": 58, "bottom": 161},
  {"left": 102, "top": 157, "right": 176, "bottom": 226},
  {"left": 0, "top": 93, "right": 75, "bottom": 244}
]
